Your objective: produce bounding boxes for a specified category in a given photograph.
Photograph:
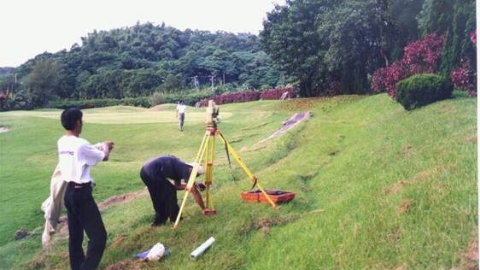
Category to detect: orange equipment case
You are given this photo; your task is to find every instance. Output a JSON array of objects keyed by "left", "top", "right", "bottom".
[{"left": 241, "top": 189, "right": 296, "bottom": 204}]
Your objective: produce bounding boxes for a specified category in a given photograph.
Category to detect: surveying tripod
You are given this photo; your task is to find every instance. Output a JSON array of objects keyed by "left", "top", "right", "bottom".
[{"left": 173, "top": 101, "right": 278, "bottom": 229}]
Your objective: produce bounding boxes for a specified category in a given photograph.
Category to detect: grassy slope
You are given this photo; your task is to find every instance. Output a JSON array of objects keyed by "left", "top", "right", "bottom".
[
  {"left": 0, "top": 102, "right": 287, "bottom": 268},
  {"left": 1, "top": 94, "right": 477, "bottom": 270}
]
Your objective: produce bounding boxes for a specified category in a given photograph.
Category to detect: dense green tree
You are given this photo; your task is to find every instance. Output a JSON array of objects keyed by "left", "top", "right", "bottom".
[
  {"left": 320, "top": 0, "right": 397, "bottom": 93},
  {"left": 388, "top": 0, "right": 425, "bottom": 59},
  {"left": 26, "top": 59, "right": 61, "bottom": 107},
  {"left": 417, "top": 0, "right": 476, "bottom": 75},
  {"left": 418, "top": 0, "right": 454, "bottom": 36},
  {"left": 163, "top": 74, "right": 183, "bottom": 92},
  {"left": 261, "top": 0, "right": 337, "bottom": 97},
  {"left": 261, "top": 0, "right": 397, "bottom": 96},
  {"left": 12, "top": 23, "right": 280, "bottom": 102}
]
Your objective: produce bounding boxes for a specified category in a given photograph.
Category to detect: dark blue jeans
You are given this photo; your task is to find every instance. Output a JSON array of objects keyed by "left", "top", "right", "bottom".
[{"left": 64, "top": 182, "right": 107, "bottom": 270}]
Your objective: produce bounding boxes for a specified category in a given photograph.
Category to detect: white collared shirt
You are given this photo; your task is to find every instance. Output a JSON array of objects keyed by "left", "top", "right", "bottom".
[
  {"left": 57, "top": 135, "right": 105, "bottom": 184},
  {"left": 176, "top": 104, "right": 186, "bottom": 114}
]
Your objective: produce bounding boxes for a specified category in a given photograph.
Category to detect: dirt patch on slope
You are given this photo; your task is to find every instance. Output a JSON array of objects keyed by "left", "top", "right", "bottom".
[
  {"left": 105, "top": 260, "right": 144, "bottom": 270},
  {"left": 97, "top": 190, "right": 147, "bottom": 211},
  {"left": 460, "top": 230, "right": 479, "bottom": 270},
  {"left": 397, "top": 199, "right": 414, "bottom": 214},
  {"left": 463, "top": 134, "right": 477, "bottom": 143},
  {"left": 384, "top": 165, "right": 454, "bottom": 195},
  {"left": 110, "top": 233, "right": 128, "bottom": 249},
  {"left": 247, "top": 214, "right": 299, "bottom": 237},
  {"left": 384, "top": 181, "right": 409, "bottom": 194},
  {"left": 57, "top": 189, "right": 148, "bottom": 236}
]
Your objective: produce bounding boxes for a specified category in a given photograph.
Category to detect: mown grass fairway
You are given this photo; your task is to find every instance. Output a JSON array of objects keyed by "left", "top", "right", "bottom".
[{"left": 0, "top": 93, "right": 477, "bottom": 269}]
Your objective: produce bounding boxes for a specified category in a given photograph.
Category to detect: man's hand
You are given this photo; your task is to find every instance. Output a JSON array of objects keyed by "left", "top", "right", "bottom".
[
  {"left": 104, "top": 141, "right": 115, "bottom": 151},
  {"left": 102, "top": 141, "right": 114, "bottom": 161},
  {"left": 175, "top": 183, "right": 187, "bottom": 190},
  {"left": 195, "top": 182, "right": 206, "bottom": 192}
]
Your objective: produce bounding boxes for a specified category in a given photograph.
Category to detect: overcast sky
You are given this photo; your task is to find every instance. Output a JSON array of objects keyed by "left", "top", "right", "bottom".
[{"left": 0, "top": 0, "right": 286, "bottom": 67}]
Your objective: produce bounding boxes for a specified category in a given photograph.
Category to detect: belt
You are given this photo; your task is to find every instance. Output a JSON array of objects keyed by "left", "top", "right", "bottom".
[{"left": 67, "top": 182, "right": 92, "bottom": 189}]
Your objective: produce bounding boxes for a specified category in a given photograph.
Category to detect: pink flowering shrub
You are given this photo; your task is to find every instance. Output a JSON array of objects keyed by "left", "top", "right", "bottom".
[
  {"left": 197, "top": 88, "right": 298, "bottom": 107},
  {"left": 403, "top": 34, "right": 445, "bottom": 74},
  {"left": 372, "top": 34, "right": 445, "bottom": 98},
  {"left": 470, "top": 31, "right": 476, "bottom": 44},
  {"left": 197, "top": 90, "right": 260, "bottom": 107},
  {"left": 451, "top": 59, "right": 477, "bottom": 97}
]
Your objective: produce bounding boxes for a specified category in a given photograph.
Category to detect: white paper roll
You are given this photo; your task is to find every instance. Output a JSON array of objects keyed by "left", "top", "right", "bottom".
[{"left": 190, "top": 237, "right": 215, "bottom": 259}]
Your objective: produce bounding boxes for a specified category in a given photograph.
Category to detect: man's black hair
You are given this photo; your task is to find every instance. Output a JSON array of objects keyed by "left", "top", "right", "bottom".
[{"left": 61, "top": 107, "right": 83, "bottom": 130}]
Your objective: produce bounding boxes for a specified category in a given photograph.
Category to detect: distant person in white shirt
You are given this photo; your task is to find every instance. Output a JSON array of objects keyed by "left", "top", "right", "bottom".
[
  {"left": 176, "top": 100, "right": 187, "bottom": 131},
  {"left": 58, "top": 107, "right": 114, "bottom": 270}
]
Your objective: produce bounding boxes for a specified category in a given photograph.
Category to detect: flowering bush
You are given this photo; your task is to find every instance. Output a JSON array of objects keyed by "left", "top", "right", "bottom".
[
  {"left": 259, "top": 88, "right": 297, "bottom": 100},
  {"left": 197, "top": 88, "right": 298, "bottom": 107},
  {"left": 403, "top": 34, "right": 445, "bottom": 74},
  {"left": 470, "top": 31, "right": 476, "bottom": 44},
  {"left": 451, "top": 60, "right": 477, "bottom": 97},
  {"left": 372, "top": 34, "right": 445, "bottom": 98},
  {"left": 197, "top": 90, "right": 260, "bottom": 107}
]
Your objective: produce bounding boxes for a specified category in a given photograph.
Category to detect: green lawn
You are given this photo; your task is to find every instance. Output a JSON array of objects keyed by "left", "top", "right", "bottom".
[{"left": 0, "top": 94, "right": 477, "bottom": 269}]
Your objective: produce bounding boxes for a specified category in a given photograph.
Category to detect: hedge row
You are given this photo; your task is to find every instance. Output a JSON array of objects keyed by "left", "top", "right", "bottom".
[
  {"left": 49, "top": 91, "right": 214, "bottom": 109},
  {"left": 48, "top": 88, "right": 297, "bottom": 110},
  {"left": 197, "top": 88, "right": 296, "bottom": 107},
  {"left": 48, "top": 97, "right": 151, "bottom": 109}
]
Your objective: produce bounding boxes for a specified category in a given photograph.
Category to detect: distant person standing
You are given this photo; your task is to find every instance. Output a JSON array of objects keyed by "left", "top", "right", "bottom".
[
  {"left": 57, "top": 107, "right": 114, "bottom": 270},
  {"left": 176, "top": 100, "right": 187, "bottom": 131}
]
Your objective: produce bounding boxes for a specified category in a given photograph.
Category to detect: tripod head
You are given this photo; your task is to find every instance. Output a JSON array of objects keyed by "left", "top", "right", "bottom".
[{"left": 205, "top": 100, "right": 220, "bottom": 129}]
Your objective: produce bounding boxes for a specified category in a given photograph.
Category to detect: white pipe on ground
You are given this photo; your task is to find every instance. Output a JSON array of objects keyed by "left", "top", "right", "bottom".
[{"left": 190, "top": 237, "right": 215, "bottom": 259}]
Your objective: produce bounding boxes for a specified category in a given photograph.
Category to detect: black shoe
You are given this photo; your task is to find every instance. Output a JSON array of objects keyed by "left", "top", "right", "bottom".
[
  {"left": 152, "top": 216, "right": 166, "bottom": 227},
  {"left": 151, "top": 221, "right": 166, "bottom": 227},
  {"left": 169, "top": 211, "right": 183, "bottom": 223}
]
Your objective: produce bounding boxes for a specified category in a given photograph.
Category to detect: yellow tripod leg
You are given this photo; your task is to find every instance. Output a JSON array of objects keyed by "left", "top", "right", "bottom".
[
  {"left": 217, "top": 132, "right": 278, "bottom": 209},
  {"left": 204, "top": 133, "right": 215, "bottom": 210},
  {"left": 174, "top": 132, "right": 210, "bottom": 229}
]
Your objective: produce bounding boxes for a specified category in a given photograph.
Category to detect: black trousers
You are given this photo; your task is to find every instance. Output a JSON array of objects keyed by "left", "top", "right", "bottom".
[
  {"left": 140, "top": 167, "right": 179, "bottom": 224},
  {"left": 64, "top": 182, "right": 107, "bottom": 270}
]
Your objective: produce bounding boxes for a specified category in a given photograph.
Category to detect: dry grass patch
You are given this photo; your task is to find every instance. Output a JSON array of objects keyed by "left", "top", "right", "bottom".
[
  {"left": 384, "top": 181, "right": 409, "bottom": 194},
  {"left": 397, "top": 199, "right": 414, "bottom": 214},
  {"left": 463, "top": 134, "right": 477, "bottom": 143},
  {"left": 105, "top": 259, "right": 144, "bottom": 270},
  {"left": 385, "top": 165, "right": 454, "bottom": 195},
  {"left": 460, "top": 230, "right": 479, "bottom": 270}
]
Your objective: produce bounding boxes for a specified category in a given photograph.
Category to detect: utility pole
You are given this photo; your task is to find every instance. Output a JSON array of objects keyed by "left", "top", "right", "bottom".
[
  {"left": 208, "top": 74, "right": 216, "bottom": 92},
  {"left": 191, "top": 76, "right": 199, "bottom": 90}
]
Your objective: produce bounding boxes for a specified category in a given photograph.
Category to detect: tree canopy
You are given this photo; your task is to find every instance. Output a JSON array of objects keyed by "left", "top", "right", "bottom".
[
  {"left": 1, "top": 0, "right": 476, "bottom": 108},
  {"left": 10, "top": 23, "right": 281, "bottom": 106},
  {"left": 260, "top": 0, "right": 475, "bottom": 97}
]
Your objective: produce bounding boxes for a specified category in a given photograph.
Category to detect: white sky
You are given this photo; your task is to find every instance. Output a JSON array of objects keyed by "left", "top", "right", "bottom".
[{"left": 0, "top": 0, "right": 286, "bottom": 67}]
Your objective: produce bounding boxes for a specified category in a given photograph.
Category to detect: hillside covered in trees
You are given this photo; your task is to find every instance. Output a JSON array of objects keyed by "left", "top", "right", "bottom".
[
  {"left": 1, "top": 23, "right": 281, "bottom": 107},
  {"left": 0, "top": 0, "right": 476, "bottom": 109}
]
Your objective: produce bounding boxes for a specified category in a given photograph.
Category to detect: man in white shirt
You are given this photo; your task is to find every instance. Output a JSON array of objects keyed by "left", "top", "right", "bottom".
[
  {"left": 176, "top": 100, "right": 187, "bottom": 131},
  {"left": 58, "top": 108, "right": 114, "bottom": 270}
]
